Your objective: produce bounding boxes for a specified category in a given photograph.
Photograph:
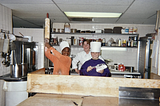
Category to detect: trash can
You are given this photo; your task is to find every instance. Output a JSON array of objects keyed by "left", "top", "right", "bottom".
[{"left": 3, "top": 81, "right": 28, "bottom": 106}]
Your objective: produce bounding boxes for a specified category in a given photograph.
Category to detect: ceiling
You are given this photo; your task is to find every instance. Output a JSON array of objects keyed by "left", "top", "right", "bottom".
[{"left": 0, "top": 0, "right": 160, "bottom": 28}]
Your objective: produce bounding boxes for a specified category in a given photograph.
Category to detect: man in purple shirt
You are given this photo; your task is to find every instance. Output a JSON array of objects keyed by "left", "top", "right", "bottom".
[{"left": 80, "top": 42, "right": 111, "bottom": 77}]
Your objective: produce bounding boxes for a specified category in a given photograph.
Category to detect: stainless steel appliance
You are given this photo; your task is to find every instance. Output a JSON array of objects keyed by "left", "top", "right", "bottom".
[
  {"left": 119, "top": 87, "right": 160, "bottom": 106},
  {"left": 138, "top": 33, "right": 154, "bottom": 79},
  {"left": 0, "top": 31, "right": 37, "bottom": 81}
]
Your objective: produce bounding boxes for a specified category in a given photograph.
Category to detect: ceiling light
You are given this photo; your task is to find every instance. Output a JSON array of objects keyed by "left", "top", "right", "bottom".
[{"left": 64, "top": 12, "right": 121, "bottom": 18}]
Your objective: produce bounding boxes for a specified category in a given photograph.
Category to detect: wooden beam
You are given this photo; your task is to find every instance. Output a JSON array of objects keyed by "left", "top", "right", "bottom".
[{"left": 27, "top": 70, "right": 160, "bottom": 97}]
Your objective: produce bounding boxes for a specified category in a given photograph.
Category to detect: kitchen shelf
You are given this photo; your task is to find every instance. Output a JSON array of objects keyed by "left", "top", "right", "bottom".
[
  {"left": 101, "top": 46, "right": 137, "bottom": 48},
  {"left": 51, "top": 45, "right": 138, "bottom": 48},
  {"left": 50, "top": 44, "right": 81, "bottom": 48},
  {"left": 110, "top": 71, "right": 141, "bottom": 75},
  {"left": 51, "top": 32, "right": 139, "bottom": 36},
  {"left": 50, "top": 32, "right": 139, "bottom": 48}
]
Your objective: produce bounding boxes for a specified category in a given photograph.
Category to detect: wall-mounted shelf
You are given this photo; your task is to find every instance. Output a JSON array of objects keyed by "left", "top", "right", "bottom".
[
  {"left": 50, "top": 33, "right": 139, "bottom": 48},
  {"left": 51, "top": 45, "right": 138, "bottom": 49},
  {"left": 51, "top": 32, "right": 139, "bottom": 36}
]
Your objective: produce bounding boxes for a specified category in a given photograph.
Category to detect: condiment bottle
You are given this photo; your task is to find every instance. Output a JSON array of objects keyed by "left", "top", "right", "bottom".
[
  {"left": 74, "top": 37, "right": 78, "bottom": 45},
  {"left": 129, "top": 27, "right": 133, "bottom": 34},
  {"left": 102, "top": 38, "right": 106, "bottom": 46},
  {"left": 118, "top": 39, "right": 121, "bottom": 46},
  {"left": 122, "top": 40, "right": 126, "bottom": 47}
]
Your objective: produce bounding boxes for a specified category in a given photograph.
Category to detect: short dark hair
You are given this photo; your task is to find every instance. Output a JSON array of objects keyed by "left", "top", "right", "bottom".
[{"left": 83, "top": 39, "right": 90, "bottom": 45}]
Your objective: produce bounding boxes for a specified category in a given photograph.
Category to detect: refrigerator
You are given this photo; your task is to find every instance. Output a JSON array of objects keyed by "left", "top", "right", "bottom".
[{"left": 138, "top": 33, "right": 154, "bottom": 79}]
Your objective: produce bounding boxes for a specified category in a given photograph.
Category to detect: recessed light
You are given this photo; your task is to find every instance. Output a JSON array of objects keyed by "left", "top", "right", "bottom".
[{"left": 64, "top": 12, "right": 121, "bottom": 18}]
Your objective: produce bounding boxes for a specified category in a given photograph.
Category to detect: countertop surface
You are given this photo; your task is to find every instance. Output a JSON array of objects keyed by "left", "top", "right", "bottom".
[{"left": 17, "top": 94, "right": 159, "bottom": 106}]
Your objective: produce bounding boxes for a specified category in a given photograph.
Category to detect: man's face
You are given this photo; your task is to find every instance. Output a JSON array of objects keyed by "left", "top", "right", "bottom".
[
  {"left": 62, "top": 47, "right": 70, "bottom": 56},
  {"left": 83, "top": 41, "right": 90, "bottom": 53},
  {"left": 91, "top": 52, "right": 100, "bottom": 60}
]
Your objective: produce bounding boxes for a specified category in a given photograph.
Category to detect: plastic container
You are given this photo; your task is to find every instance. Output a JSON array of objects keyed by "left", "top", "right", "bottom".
[
  {"left": 118, "top": 63, "right": 125, "bottom": 72},
  {"left": 125, "top": 27, "right": 129, "bottom": 34},
  {"left": 129, "top": 27, "right": 133, "bottom": 34},
  {"left": 3, "top": 81, "right": 28, "bottom": 106}
]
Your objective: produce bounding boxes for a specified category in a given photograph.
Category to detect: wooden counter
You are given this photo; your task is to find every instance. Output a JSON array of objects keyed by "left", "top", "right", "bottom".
[{"left": 27, "top": 68, "right": 160, "bottom": 97}]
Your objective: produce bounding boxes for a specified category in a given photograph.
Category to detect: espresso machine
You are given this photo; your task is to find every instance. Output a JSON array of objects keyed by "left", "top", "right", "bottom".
[{"left": 0, "top": 30, "right": 37, "bottom": 81}]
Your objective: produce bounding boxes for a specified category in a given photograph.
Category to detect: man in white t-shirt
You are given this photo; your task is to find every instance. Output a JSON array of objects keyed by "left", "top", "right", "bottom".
[{"left": 72, "top": 39, "right": 104, "bottom": 74}]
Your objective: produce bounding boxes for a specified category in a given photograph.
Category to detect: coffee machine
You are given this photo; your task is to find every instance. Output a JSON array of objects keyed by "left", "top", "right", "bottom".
[
  {"left": 0, "top": 30, "right": 37, "bottom": 81},
  {"left": 10, "top": 41, "right": 36, "bottom": 78}
]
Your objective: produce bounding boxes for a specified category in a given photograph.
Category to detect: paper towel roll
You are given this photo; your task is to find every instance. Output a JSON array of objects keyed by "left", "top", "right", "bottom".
[{"left": 45, "top": 16, "right": 50, "bottom": 39}]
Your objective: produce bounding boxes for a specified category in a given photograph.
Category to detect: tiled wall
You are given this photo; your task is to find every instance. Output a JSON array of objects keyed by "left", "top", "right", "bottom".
[{"left": 0, "top": 4, "right": 12, "bottom": 106}]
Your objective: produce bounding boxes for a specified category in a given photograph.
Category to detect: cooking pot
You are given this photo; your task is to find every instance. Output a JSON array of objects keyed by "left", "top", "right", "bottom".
[{"left": 10, "top": 64, "right": 22, "bottom": 78}]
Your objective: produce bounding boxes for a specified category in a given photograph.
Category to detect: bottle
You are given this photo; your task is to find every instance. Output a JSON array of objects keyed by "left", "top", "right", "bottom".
[
  {"left": 122, "top": 40, "right": 126, "bottom": 47},
  {"left": 127, "top": 40, "right": 131, "bottom": 47},
  {"left": 118, "top": 39, "right": 121, "bottom": 47},
  {"left": 129, "top": 27, "right": 133, "bottom": 34},
  {"left": 74, "top": 37, "right": 77, "bottom": 45},
  {"left": 102, "top": 38, "right": 106, "bottom": 46},
  {"left": 131, "top": 40, "right": 133, "bottom": 47},
  {"left": 121, "top": 27, "right": 125, "bottom": 34}
]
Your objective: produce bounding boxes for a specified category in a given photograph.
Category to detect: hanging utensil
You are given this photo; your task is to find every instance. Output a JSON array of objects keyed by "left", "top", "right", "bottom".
[{"left": 19, "top": 32, "right": 24, "bottom": 37}]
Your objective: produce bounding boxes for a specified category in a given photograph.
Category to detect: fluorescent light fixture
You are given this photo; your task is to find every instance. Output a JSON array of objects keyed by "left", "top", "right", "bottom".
[
  {"left": 101, "top": 47, "right": 127, "bottom": 51},
  {"left": 64, "top": 12, "right": 121, "bottom": 18}
]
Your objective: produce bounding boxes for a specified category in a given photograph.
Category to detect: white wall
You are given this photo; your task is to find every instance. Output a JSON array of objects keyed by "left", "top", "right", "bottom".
[
  {"left": 13, "top": 28, "right": 44, "bottom": 43},
  {"left": 52, "top": 23, "right": 155, "bottom": 70},
  {"left": 0, "top": 4, "right": 12, "bottom": 32},
  {"left": 0, "top": 4, "right": 12, "bottom": 106}
]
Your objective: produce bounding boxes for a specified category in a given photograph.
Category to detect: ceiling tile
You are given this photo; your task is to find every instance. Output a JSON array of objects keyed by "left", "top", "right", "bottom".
[
  {"left": 1, "top": 0, "right": 159, "bottom": 28},
  {"left": 54, "top": 0, "right": 133, "bottom": 5},
  {"left": 13, "top": 16, "right": 42, "bottom": 28},
  {"left": 2, "top": 4, "right": 59, "bottom": 12},
  {"left": 0, "top": 0, "right": 53, "bottom": 4},
  {"left": 58, "top": 4, "right": 127, "bottom": 13},
  {"left": 13, "top": 11, "right": 65, "bottom": 18}
]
